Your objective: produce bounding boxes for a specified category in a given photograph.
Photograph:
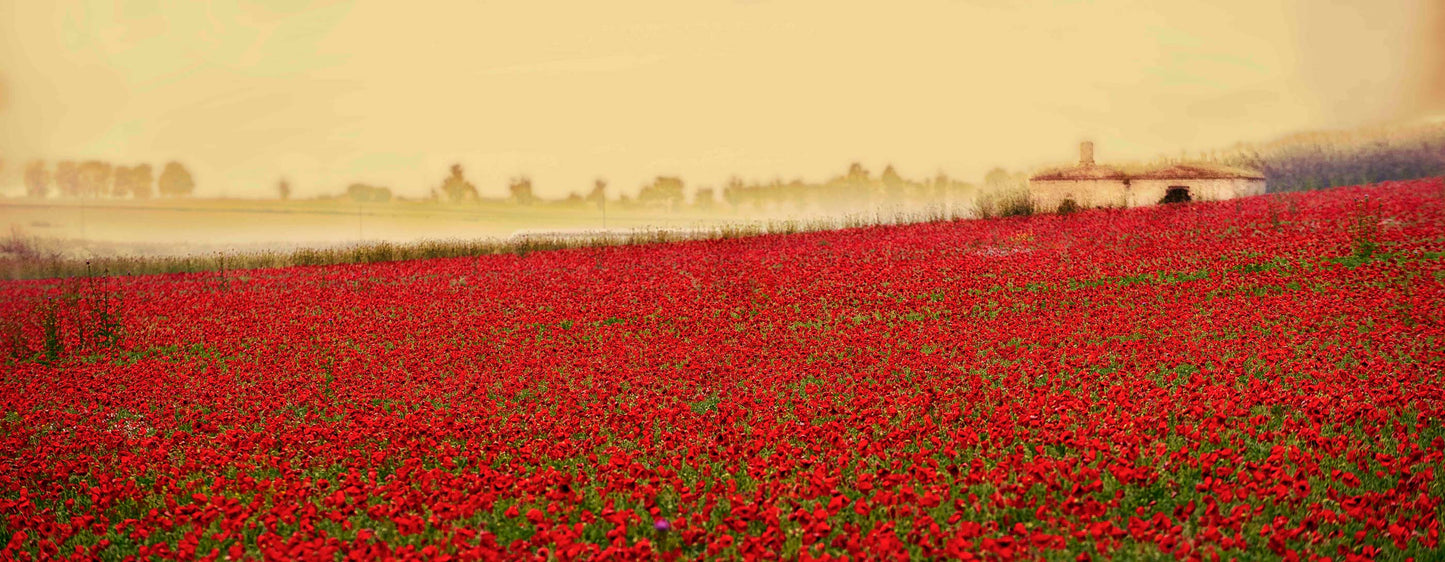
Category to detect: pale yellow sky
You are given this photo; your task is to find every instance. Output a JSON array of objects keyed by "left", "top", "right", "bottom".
[{"left": 0, "top": 0, "right": 1437, "bottom": 199}]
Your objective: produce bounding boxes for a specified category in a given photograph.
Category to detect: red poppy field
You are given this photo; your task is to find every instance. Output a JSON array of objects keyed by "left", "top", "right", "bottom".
[{"left": 2, "top": 179, "right": 1444, "bottom": 561}]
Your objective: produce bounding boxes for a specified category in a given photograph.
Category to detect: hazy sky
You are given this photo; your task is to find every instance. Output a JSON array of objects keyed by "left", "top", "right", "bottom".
[{"left": 1, "top": 0, "right": 1439, "bottom": 199}]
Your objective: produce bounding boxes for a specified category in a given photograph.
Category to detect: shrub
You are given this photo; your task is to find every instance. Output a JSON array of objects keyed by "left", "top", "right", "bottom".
[{"left": 1222, "top": 123, "right": 1445, "bottom": 193}]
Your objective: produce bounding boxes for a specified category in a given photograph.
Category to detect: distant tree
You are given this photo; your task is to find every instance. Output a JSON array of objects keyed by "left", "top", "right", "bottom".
[
  {"left": 277, "top": 178, "right": 291, "bottom": 201},
  {"left": 694, "top": 187, "right": 716, "bottom": 210},
  {"left": 111, "top": 165, "right": 134, "bottom": 198},
  {"left": 722, "top": 176, "right": 745, "bottom": 210},
  {"left": 24, "top": 160, "right": 50, "bottom": 199},
  {"left": 508, "top": 176, "right": 536, "bottom": 205},
  {"left": 881, "top": 164, "right": 903, "bottom": 188},
  {"left": 559, "top": 191, "right": 584, "bottom": 205},
  {"left": 439, "top": 164, "right": 479, "bottom": 203},
  {"left": 984, "top": 167, "right": 1017, "bottom": 190},
  {"left": 586, "top": 178, "right": 607, "bottom": 210},
  {"left": 131, "top": 164, "right": 154, "bottom": 199},
  {"left": 158, "top": 162, "right": 196, "bottom": 197},
  {"left": 846, "top": 162, "right": 870, "bottom": 183},
  {"left": 637, "top": 176, "right": 684, "bottom": 212},
  {"left": 77, "top": 161, "right": 113, "bottom": 198},
  {"left": 54, "top": 161, "right": 79, "bottom": 198},
  {"left": 347, "top": 183, "right": 392, "bottom": 203}
]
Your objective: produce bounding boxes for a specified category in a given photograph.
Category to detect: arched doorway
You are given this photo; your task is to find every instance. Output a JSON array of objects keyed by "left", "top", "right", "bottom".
[{"left": 1160, "top": 186, "right": 1192, "bottom": 204}]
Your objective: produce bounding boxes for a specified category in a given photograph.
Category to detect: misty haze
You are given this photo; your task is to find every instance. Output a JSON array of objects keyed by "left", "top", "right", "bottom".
[{"left": 2, "top": 0, "right": 1443, "bottom": 262}]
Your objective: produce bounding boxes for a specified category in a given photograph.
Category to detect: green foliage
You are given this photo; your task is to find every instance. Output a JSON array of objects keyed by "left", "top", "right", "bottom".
[
  {"left": 1348, "top": 198, "right": 1381, "bottom": 260},
  {"left": 3, "top": 267, "right": 127, "bottom": 365},
  {"left": 690, "top": 395, "right": 721, "bottom": 415},
  {"left": 39, "top": 302, "right": 62, "bottom": 363}
]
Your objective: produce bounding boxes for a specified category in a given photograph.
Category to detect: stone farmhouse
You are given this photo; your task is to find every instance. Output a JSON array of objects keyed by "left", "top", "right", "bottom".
[{"left": 1028, "top": 142, "right": 1266, "bottom": 213}]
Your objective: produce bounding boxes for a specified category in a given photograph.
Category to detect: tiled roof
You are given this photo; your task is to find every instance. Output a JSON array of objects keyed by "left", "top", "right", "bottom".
[
  {"left": 1129, "top": 164, "right": 1264, "bottom": 180},
  {"left": 1028, "top": 165, "right": 1130, "bottom": 181},
  {"left": 1030, "top": 162, "right": 1263, "bottom": 181}
]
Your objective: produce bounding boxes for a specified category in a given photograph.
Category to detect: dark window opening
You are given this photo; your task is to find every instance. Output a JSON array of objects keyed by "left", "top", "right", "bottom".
[{"left": 1160, "top": 186, "right": 1192, "bottom": 204}]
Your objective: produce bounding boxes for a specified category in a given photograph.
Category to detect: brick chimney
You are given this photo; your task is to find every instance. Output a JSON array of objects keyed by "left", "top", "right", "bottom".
[{"left": 1080, "top": 141, "right": 1095, "bottom": 166}]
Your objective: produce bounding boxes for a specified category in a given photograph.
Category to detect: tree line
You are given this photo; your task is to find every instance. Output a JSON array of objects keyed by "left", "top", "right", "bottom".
[
  {"left": 1217, "top": 122, "right": 1445, "bottom": 193},
  {"left": 10, "top": 157, "right": 1008, "bottom": 218},
  {"left": 22, "top": 160, "right": 196, "bottom": 199},
  {"left": 415, "top": 162, "right": 983, "bottom": 217}
]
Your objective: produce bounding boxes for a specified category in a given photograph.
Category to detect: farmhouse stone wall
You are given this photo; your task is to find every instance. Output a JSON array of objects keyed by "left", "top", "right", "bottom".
[
  {"left": 1126, "top": 178, "right": 1266, "bottom": 206},
  {"left": 1029, "top": 177, "right": 1266, "bottom": 210},
  {"left": 1028, "top": 179, "right": 1130, "bottom": 212}
]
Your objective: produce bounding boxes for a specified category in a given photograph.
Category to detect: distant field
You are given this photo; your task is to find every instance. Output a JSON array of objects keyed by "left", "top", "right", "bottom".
[
  {"left": 0, "top": 198, "right": 766, "bottom": 258},
  {"left": 1, "top": 178, "right": 1442, "bottom": 559}
]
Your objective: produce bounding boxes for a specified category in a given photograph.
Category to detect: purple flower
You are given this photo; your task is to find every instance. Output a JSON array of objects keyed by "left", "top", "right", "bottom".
[{"left": 654, "top": 518, "right": 671, "bottom": 532}]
